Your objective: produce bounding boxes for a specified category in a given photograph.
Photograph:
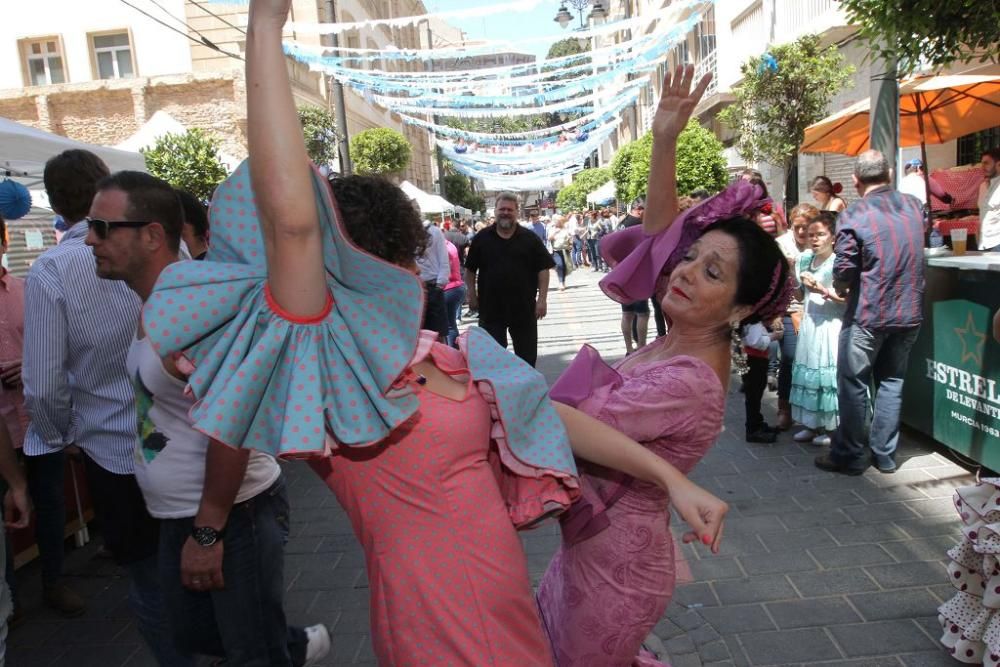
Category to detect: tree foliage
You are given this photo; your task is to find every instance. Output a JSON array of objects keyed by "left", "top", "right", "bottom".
[
  {"left": 610, "top": 120, "right": 729, "bottom": 204},
  {"left": 546, "top": 37, "right": 591, "bottom": 61},
  {"left": 142, "top": 128, "right": 227, "bottom": 202},
  {"left": 555, "top": 167, "right": 611, "bottom": 211},
  {"left": 839, "top": 0, "right": 1000, "bottom": 75},
  {"left": 610, "top": 132, "right": 653, "bottom": 203},
  {"left": 675, "top": 120, "right": 728, "bottom": 196},
  {"left": 297, "top": 106, "right": 338, "bottom": 168},
  {"left": 442, "top": 173, "right": 485, "bottom": 213},
  {"left": 718, "top": 34, "right": 853, "bottom": 175},
  {"left": 349, "top": 128, "right": 412, "bottom": 176}
]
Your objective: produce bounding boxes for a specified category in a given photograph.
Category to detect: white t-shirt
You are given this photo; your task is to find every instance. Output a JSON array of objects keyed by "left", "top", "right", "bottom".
[
  {"left": 126, "top": 335, "right": 280, "bottom": 518},
  {"left": 980, "top": 176, "right": 1000, "bottom": 250},
  {"left": 899, "top": 172, "right": 928, "bottom": 204}
]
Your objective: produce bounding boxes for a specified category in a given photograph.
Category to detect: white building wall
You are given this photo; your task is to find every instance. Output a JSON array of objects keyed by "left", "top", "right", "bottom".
[{"left": 1, "top": 0, "right": 192, "bottom": 90}]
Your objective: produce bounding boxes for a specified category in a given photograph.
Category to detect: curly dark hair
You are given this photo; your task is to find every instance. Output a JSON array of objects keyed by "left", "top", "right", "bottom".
[{"left": 328, "top": 176, "right": 428, "bottom": 265}]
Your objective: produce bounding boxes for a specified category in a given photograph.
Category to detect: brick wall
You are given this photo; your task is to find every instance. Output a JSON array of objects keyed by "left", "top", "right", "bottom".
[{"left": 49, "top": 88, "right": 137, "bottom": 145}]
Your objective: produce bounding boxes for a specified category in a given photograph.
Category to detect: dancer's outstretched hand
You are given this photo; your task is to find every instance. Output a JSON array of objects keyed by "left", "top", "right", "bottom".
[
  {"left": 651, "top": 65, "right": 712, "bottom": 140},
  {"left": 249, "top": 0, "right": 292, "bottom": 25},
  {"left": 671, "top": 477, "right": 728, "bottom": 554}
]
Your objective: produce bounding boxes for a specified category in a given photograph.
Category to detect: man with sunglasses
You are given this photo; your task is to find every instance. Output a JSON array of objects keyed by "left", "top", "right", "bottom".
[
  {"left": 23, "top": 151, "right": 190, "bottom": 663},
  {"left": 86, "top": 171, "right": 328, "bottom": 666}
]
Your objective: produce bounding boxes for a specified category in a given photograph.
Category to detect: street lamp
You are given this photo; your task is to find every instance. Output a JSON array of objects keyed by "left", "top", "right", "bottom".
[
  {"left": 587, "top": 0, "right": 608, "bottom": 25},
  {"left": 553, "top": 0, "right": 598, "bottom": 30}
]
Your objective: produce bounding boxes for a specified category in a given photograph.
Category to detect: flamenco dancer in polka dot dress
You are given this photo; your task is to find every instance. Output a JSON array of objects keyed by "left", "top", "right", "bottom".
[
  {"left": 141, "top": 2, "right": 729, "bottom": 664},
  {"left": 939, "top": 479, "right": 1000, "bottom": 664}
]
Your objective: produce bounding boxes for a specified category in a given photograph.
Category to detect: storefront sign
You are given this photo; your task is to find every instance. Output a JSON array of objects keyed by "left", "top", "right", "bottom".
[{"left": 922, "top": 300, "right": 1000, "bottom": 449}]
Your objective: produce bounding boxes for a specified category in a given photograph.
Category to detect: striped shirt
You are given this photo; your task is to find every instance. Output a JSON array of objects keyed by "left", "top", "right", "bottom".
[
  {"left": 833, "top": 185, "right": 925, "bottom": 330},
  {"left": 22, "top": 222, "right": 141, "bottom": 474}
]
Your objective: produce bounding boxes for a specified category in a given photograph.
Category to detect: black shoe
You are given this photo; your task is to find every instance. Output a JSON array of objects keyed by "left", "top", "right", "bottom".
[
  {"left": 814, "top": 454, "right": 866, "bottom": 476},
  {"left": 746, "top": 428, "right": 777, "bottom": 444},
  {"left": 760, "top": 422, "right": 781, "bottom": 434}
]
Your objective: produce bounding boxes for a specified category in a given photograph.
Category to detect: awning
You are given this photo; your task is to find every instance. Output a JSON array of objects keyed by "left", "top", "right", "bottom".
[
  {"left": 802, "top": 69, "right": 1000, "bottom": 156},
  {"left": 586, "top": 179, "right": 616, "bottom": 205},
  {"left": 0, "top": 116, "right": 146, "bottom": 187},
  {"left": 399, "top": 180, "right": 455, "bottom": 214},
  {"left": 116, "top": 110, "right": 240, "bottom": 172}
]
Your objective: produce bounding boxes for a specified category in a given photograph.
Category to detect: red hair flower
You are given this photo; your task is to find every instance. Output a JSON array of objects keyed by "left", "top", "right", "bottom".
[
  {"left": 760, "top": 202, "right": 773, "bottom": 215},
  {"left": 833, "top": 182, "right": 843, "bottom": 194}
]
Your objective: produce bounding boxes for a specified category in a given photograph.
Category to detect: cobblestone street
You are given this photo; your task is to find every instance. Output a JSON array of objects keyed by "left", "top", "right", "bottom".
[{"left": 8, "top": 268, "right": 973, "bottom": 666}]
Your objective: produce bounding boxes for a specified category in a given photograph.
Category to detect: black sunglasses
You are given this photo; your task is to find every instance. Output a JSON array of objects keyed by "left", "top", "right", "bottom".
[{"left": 85, "top": 217, "right": 155, "bottom": 239}]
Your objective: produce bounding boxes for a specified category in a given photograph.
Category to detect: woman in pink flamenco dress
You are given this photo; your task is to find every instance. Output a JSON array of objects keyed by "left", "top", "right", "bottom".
[
  {"left": 537, "top": 67, "right": 796, "bottom": 667},
  {"left": 142, "top": 6, "right": 730, "bottom": 664}
]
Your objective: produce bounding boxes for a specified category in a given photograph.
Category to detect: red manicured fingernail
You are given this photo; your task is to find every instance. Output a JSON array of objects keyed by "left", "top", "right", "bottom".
[{"left": 702, "top": 534, "right": 712, "bottom": 545}]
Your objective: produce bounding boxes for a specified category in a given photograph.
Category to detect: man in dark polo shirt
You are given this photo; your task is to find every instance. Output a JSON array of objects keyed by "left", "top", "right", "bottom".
[{"left": 465, "top": 192, "right": 554, "bottom": 367}]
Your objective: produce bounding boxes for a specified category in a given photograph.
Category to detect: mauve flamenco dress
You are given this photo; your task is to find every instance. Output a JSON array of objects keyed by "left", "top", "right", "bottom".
[
  {"left": 537, "top": 181, "right": 768, "bottom": 666},
  {"left": 537, "top": 346, "right": 724, "bottom": 666},
  {"left": 141, "top": 161, "right": 579, "bottom": 666}
]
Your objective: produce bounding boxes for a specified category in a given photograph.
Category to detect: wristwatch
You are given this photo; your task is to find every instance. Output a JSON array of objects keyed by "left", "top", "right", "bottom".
[{"left": 191, "top": 525, "right": 225, "bottom": 547}]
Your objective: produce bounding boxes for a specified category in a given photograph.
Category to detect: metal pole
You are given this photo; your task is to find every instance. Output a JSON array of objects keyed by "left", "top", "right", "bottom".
[
  {"left": 869, "top": 49, "right": 899, "bottom": 187},
  {"left": 326, "top": 0, "right": 353, "bottom": 175}
]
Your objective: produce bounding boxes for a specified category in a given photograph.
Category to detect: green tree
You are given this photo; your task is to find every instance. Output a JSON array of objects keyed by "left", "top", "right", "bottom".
[
  {"left": 675, "top": 120, "right": 728, "bottom": 196},
  {"left": 610, "top": 132, "right": 653, "bottom": 203},
  {"left": 142, "top": 128, "right": 228, "bottom": 201},
  {"left": 610, "top": 121, "right": 728, "bottom": 203},
  {"left": 839, "top": 0, "right": 1000, "bottom": 75},
  {"left": 546, "top": 37, "right": 590, "bottom": 61},
  {"left": 718, "top": 34, "right": 853, "bottom": 191},
  {"left": 297, "top": 105, "right": 338, "bottom": 168},
  {"left": 441, "top": 173, "right": 485, "bottom": 213},
  {"left": 349, "top": 128, "right": 412, "bottom": 176},
  {"left": 556, "top": 167, "right": 611, "bottom": 211}
]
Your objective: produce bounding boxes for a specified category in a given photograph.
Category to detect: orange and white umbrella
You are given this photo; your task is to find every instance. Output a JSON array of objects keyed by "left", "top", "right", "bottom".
[{"left": 801, "top": 71, "right": 1000, "bottom": 156}]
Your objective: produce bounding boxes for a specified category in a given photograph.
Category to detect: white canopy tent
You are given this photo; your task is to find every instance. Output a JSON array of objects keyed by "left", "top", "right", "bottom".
[
  {"left": 399, "top": 180, "right": 455, "bottom": 215},
  {"left": 586, "top": 179, "right": 616, "bottom": 206},
  {"left": 0, "top": 116, "right": 146, "bottom": 187},
  {"left": 116, "top": 111, "right": 240, "bottom": 172}
]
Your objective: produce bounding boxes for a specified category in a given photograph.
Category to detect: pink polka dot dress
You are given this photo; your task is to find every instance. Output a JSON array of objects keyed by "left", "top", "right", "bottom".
[{"left": 310, "top": 339, "right": 556, "bottom": 666}]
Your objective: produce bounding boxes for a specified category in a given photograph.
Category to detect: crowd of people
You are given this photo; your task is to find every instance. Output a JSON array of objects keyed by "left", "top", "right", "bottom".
[{"left": 0, "top": 1, "right": 997, "bottom": 664}]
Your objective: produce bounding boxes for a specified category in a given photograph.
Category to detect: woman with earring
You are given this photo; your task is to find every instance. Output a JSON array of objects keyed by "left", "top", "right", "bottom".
[{"left": 537, "top": 66, "right": 793, "bottom": 667}]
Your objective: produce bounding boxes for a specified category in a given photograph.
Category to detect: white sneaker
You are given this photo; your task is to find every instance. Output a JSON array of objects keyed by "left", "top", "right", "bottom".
[
  {"left": 812, "top": 434, "right": 832, "bottom": 446},
  {"left": 793, "top": 429, "right": 817, "bottom": 442},
  {"left": 304, "top": 624, "right": 331, "bottom": 666}
]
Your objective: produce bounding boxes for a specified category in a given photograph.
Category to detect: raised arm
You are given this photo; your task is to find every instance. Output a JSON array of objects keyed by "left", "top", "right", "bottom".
[
  {"left": 644, "top": 65, "right": 712, "bottom": 237},
  {"left": 246, "top": 0, "right": 328, "bottom": 317}
]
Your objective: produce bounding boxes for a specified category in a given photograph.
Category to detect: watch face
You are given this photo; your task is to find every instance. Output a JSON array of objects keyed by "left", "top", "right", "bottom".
[{"left": 192, "top": 527, "right": 219, "bottom": 547}]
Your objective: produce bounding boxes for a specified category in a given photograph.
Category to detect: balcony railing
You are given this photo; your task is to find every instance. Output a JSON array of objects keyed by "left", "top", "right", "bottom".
[
  {"left": 694, "top": 49, "right": 718, "bottom": 96},
  {"left": 775, "top": 0, "right": 838, "bottom": 39}
]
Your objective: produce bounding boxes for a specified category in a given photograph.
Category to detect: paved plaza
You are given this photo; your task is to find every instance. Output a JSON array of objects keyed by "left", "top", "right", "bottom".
[{"left": 7, "top": 268, "right": 975, "bottom": 666}]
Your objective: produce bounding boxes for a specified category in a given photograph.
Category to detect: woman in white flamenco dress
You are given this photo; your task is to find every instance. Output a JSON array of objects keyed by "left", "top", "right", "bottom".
[{"left": 940, "top": 478, "right": 1000, "bottom": 664}]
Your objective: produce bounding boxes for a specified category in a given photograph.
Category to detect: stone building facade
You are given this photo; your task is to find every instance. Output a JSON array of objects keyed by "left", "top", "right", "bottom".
[{"left": 1, "top": 0, "right": 438, "bottom": 190}]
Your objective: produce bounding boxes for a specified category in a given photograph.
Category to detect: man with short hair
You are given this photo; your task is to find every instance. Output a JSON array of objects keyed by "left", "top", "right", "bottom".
[
  {"left": 85, "top": 170, "right": 329, "bottom": 666},
  {"left": 898, "top": 158, "right": 952, "bottom": 207},
  {"left": 528, "top": 211, "right": 547, "bottom": 243},
  {"left": 24, "top": 150, "right": 190, "bottom": 663},
  {"left": 416, "top": 219, "right": 450, "bottom": 341},
  {"left": 815, "top": 150, "right": 925, "bottom": 476},
  {"left": 465, "top": 192, "right": 554, "bottom": 367},
  {"left": 979, "top": 148, "right": 1000, "bottom": 251}
]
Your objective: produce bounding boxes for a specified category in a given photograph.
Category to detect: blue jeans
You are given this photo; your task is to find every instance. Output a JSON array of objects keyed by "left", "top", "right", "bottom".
[
  {"left": 552, "top": 250, "right": 567, "bottom": 285},
  {"left": 128, "top": 555, "right": 196, "bottom": 666},
  {"left": 587, "top": 238, "right": 603, "bottom": 270},
  {"left": 571, "top": 237, "right": 584, "bottom": 267},
  {"left": 159, "top": 477, "right": 307, "bottom": 666},
  {"left": 830, "top": 323, "right": 920, "bottom": 470},
  {"left": 444, "top": 284, "right": 467, "bottom": 347},
  {"left": 778, "top": 314, "right": 798, "bottom": 402}
]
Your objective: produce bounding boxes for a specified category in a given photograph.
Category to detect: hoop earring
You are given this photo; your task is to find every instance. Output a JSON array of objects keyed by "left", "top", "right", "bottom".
[{"left": 731, "top": 322, "right": 749, "bottom": 376}]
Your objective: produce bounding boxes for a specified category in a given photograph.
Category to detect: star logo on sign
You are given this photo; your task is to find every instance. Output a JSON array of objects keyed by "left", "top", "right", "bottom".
[{"left": 954, "top": 311, "right": 988, "bottom": 366}]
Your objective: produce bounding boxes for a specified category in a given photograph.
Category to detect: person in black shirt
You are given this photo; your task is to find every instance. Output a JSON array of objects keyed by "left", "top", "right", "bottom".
[{"left": 465, "top": 193, "right": 554, "bottom": 367}]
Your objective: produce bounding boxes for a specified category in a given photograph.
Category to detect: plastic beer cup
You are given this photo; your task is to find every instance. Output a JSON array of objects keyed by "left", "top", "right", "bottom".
[{"left": 952, "top": 228, "right": 967, "bottom": 256}]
